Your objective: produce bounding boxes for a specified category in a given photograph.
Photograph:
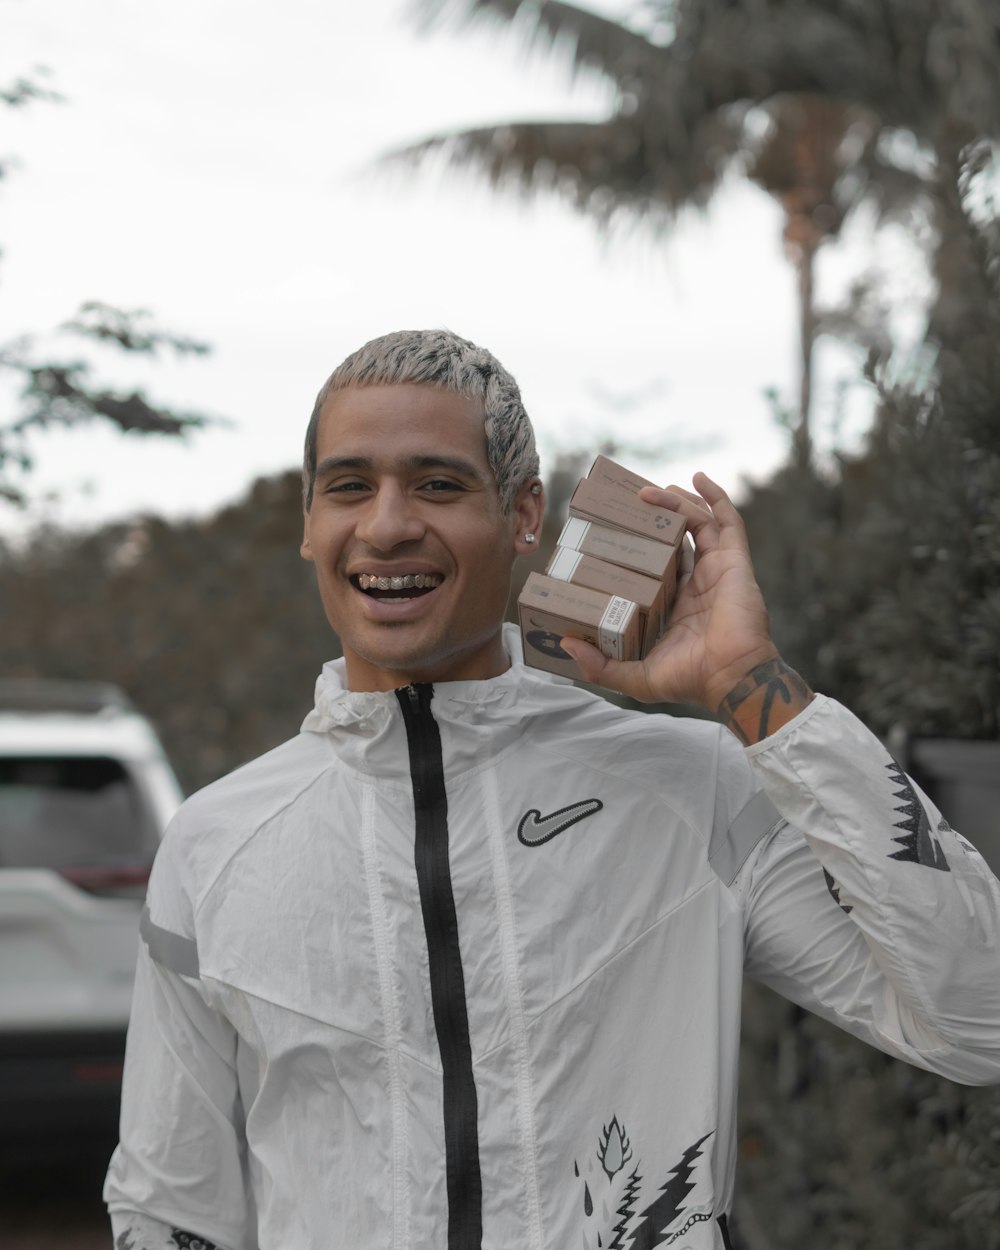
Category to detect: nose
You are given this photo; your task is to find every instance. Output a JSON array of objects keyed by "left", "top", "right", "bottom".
[{"left": 354, "top": 481, "right": 425, "bottom": 550}]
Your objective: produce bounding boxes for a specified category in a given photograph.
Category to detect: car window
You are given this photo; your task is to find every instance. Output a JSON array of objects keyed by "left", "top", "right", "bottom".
[{"left": 0, "top": 756, "right": 160, "bottom": 870}]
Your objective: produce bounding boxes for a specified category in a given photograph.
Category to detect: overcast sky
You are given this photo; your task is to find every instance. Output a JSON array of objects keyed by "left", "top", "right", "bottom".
[{"left": 2, "top": 0, "right": 910, "bottom": 537}]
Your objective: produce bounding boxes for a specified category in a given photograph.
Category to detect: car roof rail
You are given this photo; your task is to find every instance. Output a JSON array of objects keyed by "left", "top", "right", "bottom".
[{"left": 0, "top": 679, "right": 135, "bottom": 715}]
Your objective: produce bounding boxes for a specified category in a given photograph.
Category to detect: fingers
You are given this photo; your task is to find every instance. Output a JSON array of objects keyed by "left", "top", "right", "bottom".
[
  {"left": 691, "top": 472, "right": 747, "bottom": 535},
  {"left": 639, "top": 473, "right": 730, "bottom": 516},
  {"left": 677, "top": 534, "right": 696, "bottom": 593},
  {"left": 639, "top": 474, "right": 746, "bottom": 552},
  {"left": 638, "top": 483, "right": 703, "bottom": 511}
]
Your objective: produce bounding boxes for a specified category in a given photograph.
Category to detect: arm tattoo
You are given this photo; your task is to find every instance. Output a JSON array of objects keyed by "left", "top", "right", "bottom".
[{"left": 717, "top": 657, "right": 813, "bottom": 745}]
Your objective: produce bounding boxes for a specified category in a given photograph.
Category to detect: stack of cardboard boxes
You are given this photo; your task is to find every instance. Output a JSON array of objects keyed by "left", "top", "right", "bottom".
[{"left": 518, "top": 456, "right": 687, "bottom": 682}]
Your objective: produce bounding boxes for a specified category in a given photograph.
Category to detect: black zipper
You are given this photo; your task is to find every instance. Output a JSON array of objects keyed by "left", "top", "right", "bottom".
[{"left": 397, "top": 683, "right": 482, "bottom": 1250}]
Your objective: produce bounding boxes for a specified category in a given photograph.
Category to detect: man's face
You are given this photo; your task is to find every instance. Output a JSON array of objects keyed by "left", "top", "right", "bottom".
[{"left": 302, "top": 383, "right": 540, "bottom": 692}]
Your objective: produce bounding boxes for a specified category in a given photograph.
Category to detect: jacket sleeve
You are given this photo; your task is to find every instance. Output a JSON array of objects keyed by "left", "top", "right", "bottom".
[
  {"left": 736, "top": 694, "right": 1000, "bottom": 1085},
  {"left": 109, "top": 1210, "right": 233, "bottom": 1250},
  {"left": 104, "top": 817, "right": 256, "bottom": 1250}
]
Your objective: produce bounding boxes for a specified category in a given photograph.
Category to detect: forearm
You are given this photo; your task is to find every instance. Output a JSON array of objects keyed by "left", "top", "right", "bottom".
[{"left": 716, "top": 655, "right": 814, "bottom": 745}]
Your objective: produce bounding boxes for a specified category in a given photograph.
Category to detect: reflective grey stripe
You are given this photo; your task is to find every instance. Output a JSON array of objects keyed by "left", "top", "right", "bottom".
[
  {"left": 710, "top": 789, "right": 785, "bottom": 885},
  {"left": 140, "top": 904, "right": 200, "bottom": 978}
]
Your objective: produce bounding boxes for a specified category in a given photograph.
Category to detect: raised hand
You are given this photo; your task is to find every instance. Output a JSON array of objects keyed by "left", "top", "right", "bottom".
[{"left": 558, "top": 473, "right": 813, "bottom": 743}]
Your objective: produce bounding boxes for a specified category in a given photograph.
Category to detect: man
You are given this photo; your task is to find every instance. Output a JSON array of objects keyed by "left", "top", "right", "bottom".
[{"left": 106, "top": 329, "right": 1000, "bottom": 1250}]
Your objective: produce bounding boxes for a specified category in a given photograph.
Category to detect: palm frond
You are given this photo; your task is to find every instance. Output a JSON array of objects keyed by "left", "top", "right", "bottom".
[
  {"left": 389, "top": 110, "right": 745, "bottom": 222},
  {"left": 415, "top": 0, "right": 667, "bottom": 89},
  {"left": 670, "top": 0, "right": 1000, "bottom": 137}
]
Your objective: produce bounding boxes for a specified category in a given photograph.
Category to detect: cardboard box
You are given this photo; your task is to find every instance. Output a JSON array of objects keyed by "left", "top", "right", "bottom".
[
  {"left": 518, "top": 572, "right": 642, "bottom": 681},
  {"left": 587, "top": 454, "right": 658, "bottom": 495},
  {"left": 558, "top": 516, "right": 681, "bottom": 585},
  {"left": 569, "top": 475, "right": 686, "bottom": 547},
  {"left": 546, "top": 547, "right": 667, "bottom": 650}
]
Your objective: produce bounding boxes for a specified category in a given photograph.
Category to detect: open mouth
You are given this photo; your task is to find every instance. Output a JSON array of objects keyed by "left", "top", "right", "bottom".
[{"left": 351, "top": 572, "right": 443, "bottom": 602}]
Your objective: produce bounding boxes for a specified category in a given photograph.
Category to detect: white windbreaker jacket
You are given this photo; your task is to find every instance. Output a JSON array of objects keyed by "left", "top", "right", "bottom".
[{"left": 105, "top": 630, "right": 1000, "bottom": 1250}]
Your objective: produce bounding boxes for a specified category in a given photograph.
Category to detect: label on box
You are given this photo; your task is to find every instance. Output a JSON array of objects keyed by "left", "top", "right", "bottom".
[
  {"left": 547, "top": 547, "right": 584, "bottom": 580},
  {"left": 557, "top": 516, "right": 676, "bottom": 580},
  {"left": 560, "top": 517, "right": 591, "bottom": 549},
  {"left": 599, "top": 596, "right": 636, "bottom": 658}
]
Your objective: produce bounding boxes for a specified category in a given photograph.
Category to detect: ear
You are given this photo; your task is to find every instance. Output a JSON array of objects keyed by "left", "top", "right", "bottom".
[
  {"left": 300, "top": 509, "right": 315, "bottom": 563},
  {"left": 512, "top": 478, "right": 545, "bottom": 555}
]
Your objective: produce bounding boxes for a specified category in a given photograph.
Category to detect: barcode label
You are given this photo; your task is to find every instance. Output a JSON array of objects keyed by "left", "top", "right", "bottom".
[{"left": 599, "top": 596, "right": 636, "bottom": 658}]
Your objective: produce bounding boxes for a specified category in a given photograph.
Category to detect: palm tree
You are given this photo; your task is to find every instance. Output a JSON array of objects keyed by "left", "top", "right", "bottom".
[{"left": 397, "top": 0, "right": 1000, "bottom": 469}]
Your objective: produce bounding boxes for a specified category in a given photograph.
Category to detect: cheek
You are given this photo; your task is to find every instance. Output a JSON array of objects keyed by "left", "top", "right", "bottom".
[
  {"left": 461, "top": 537, "right": 515, "bottom": 606},
  {"left": 304, "top": 513, "right": 347, "bottom": 561}
]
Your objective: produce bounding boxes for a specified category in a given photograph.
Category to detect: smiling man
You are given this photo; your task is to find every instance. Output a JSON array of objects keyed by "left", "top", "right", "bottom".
[
  {"left": 106, "top": 330, "right": 1000, "bottom": 1250},
  {"left": 300, "top": 381, "right": 542, "bottom": 690}
]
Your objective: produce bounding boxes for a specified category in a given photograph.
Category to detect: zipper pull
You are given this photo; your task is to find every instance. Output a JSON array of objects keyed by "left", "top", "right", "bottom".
[{"left": 397, "top": 682, "right": 433, "bottom": 720}]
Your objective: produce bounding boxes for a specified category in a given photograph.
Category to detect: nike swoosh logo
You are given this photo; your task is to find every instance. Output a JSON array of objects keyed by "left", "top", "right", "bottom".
[{"left": 517, "top": 799, "right": 603, "bottom": 847}]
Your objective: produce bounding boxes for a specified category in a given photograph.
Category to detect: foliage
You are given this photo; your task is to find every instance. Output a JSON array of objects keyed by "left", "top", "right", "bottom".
[
  {"left": 0, "top": 471, "right": 334, "bottom": 793},
  {"left": 737, "top": 981, "right": 1000, "bottom": 1250},
  {"left": 1, "top": 76, "right": 214, "bottom": 505},
  {"left": 742, "top": 145, "right": 1000, "bottom": 740}
]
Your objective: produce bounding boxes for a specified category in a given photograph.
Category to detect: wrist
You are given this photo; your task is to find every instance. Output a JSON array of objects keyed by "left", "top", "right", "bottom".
[{"left": 714, "top": 656, "right": 814, "bottom": 746}]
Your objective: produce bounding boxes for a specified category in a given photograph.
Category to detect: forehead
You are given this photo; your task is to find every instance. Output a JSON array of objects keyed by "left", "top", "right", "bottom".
[{"left": 316, "top": 383, "right": 490, "bottom": 464}]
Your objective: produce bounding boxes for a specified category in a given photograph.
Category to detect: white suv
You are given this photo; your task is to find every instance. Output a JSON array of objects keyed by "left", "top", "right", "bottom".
[{"left": 0, "top": 680, "right": 183, "bottom": 1160}]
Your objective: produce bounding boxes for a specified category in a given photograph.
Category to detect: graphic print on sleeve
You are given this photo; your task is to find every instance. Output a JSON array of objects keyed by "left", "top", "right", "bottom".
[
  {"left": 170, "top": 1232, "right": 223, "bottom": 1250},
  {"left": 823, "top": 867, "right": 853, "bottom": 914},
  {"left": 885, "top": 762, "right": 950, "bottom": 871},
  {"left": 114, "top": 1226, "right": 224, "bottom": 1250}
]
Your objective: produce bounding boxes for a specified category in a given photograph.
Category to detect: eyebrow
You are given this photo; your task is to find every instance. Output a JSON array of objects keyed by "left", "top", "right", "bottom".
[{"left": 313, "top": 453, "right": 487, "bottom": 481}]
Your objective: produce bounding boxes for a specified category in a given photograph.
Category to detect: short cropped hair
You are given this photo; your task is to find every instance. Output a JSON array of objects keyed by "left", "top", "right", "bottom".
[{"left": 303, "top": 329, "right": 540, "bottom": 514}]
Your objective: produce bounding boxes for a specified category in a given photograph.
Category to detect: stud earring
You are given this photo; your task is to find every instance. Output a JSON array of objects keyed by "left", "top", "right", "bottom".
[
  {"left": 524, "top": 533, "right": 536, "bottom": 544},
  {"left": 530, "top": 483, "right": 542, "bottom": 495}
]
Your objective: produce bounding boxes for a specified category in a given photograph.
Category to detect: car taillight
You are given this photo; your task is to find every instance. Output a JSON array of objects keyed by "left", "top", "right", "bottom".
[
  {"left": 72, "top": 1060, "right": 125, "bottom": 1085},
  {"left": 58, "top": 864, "right": 152, "bottom": 898}
]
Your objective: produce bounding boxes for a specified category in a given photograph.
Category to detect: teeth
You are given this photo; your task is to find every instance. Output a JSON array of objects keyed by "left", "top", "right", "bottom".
[{"left": 357, "top": 573, "right": 441, "bottom": 590}]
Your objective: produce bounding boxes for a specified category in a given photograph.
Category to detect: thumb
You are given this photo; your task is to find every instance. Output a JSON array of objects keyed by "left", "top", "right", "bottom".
[{"left": 559, "top": 637, "right": 646, "bottom": 698}]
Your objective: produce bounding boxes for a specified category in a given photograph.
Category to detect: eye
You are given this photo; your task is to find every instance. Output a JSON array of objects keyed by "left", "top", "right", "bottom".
[
  {"left": 420, "top": 478, "right": 466, "bottom": 494},
  {"left": 324, "top": 479, "right": 369, "bottom": 494}
]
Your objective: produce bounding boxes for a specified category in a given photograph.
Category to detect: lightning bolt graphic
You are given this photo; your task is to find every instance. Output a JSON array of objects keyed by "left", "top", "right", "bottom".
[
  {"left": 823, "top": 867, "right": 853, "bottom": 914},
  {"left": 628, "top": 1132, "right": 713, "bottom": 1249},
  {"left": 886, "top": 762, "right": 949, "bottom": 871},
  {"left": 607, "top": 1166, "right": 643, "bottom": 1250}
]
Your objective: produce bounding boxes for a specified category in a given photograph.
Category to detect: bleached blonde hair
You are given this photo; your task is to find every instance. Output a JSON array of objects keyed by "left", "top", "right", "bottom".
[{"left": 303, "top": 329, "right": 540, "bottom": 514}]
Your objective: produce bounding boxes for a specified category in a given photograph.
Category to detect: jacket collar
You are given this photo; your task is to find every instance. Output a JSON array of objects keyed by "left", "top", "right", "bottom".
[{"left": 300, "top": 624, "right": 587, "bottom": 747}]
